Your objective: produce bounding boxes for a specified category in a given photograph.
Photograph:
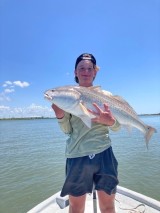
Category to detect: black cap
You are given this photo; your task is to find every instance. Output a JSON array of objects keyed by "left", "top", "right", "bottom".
[{"left": 75, "top": 53, "right": 96, "bottom": 69}]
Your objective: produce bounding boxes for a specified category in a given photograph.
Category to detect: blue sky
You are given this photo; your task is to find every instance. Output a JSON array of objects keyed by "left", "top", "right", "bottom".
[{"left": 0, "top": 0, "right": 160, "bottom": 118}]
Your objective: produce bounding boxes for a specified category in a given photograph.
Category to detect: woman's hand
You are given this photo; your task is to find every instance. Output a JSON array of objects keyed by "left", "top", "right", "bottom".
[
  {"left": 88, "top": 103, "right": 115, "bottom": 126},
  {"left": 51, "top": 104, "right": 65, "bottom": 119}
]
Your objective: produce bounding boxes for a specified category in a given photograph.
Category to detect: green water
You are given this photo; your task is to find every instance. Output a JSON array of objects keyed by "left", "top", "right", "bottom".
[{"left": 0, "top": 116, "right": 159, "bottom": 213}]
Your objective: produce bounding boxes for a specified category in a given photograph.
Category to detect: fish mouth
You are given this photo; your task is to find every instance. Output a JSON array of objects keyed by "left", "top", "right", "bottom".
[{"left": 44, "top": 93, "right": 52, "bottom": 100}]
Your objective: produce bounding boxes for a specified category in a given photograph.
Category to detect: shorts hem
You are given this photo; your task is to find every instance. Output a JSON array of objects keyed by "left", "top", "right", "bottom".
[
  {"left": 60, "top": 190, "right": 92, "bottom": 197},
  {"left": 95, "top": 186, "right": 117, "bottom": 195}
]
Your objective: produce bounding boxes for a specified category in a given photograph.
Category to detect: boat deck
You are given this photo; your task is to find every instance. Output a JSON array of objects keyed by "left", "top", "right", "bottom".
[{"left": 28, "top": 186, "right": 160, "bottom": 213}]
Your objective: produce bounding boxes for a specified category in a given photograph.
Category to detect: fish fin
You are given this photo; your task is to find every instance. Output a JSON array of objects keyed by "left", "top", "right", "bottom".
[
  {"left": 102, "top": 90, "right": 112, "bottom": 96},
  {"left": 79, "top": 103, "right": 95, "bottom": 117},
  {"left": 78, "top": 103, "right": 95, "bottom": 128},
  {"left": 145, "top": 126, "right": 157, "bottom": 149}
]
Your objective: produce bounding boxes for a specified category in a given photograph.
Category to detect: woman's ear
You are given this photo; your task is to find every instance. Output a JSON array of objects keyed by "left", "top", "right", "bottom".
[{"left": 94, "top": 69, "right": 97, "bottom": 77}]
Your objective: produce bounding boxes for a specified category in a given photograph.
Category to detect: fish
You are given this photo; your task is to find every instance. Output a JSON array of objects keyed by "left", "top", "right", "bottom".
[{"left": 44, "top": 85, "right": 157, "bottom": 147}]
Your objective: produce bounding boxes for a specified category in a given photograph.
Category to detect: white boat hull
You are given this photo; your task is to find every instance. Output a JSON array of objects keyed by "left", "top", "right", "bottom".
[{"left": 28, "top": 186, "right": 160, "bottom": 213}]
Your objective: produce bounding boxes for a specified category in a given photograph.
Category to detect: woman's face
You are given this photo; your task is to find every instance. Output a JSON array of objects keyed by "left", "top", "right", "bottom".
[{"left": 75, "top": 60, "right": 96, "bottom": 87}]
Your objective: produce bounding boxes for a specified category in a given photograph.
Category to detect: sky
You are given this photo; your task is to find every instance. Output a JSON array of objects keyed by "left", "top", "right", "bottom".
[{"left": 0, "top": 0, "right": 160, "bottom": 118}]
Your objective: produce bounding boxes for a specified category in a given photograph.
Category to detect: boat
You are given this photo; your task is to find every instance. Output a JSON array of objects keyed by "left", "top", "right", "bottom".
[{"left": 28, "top": 185, "right": 160, "bottom": 213}]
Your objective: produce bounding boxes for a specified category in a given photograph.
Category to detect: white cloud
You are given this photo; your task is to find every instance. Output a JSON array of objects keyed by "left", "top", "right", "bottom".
[
  {"left": 2, "top": 80, "right": 30, "bottom": 88},
  {"left": 0, "top": 80, "right": 30, "bottom": 103},
  {"left": 0, "top": 104, "right": 55, "bottom": 118},
  {"left": 2, "top": 84, "right": 7, "bottom": 87},
  {"left": 4, "top": 88, "right": 15, "bottom": 93},
  {"left": 0, "top": 105, "right": 10, "bottom": 110},
  {"left": 0, "top": 92, "right": 11, "bottom": 102},
  {"left": 0, "top": 105, "right": 11, "bottom": 118},
  {"left": 2, "top": 81, "right": 12, "bottom": 87},
  {"left": 13, "top": 81, "right": 30, "bottom": 88}
]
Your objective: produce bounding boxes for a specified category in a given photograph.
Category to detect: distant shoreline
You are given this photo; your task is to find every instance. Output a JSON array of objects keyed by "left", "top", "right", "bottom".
[
  {"left": 139, "top": 113, "right": 160, "bottom": 116},
  {"left": 0, "top": 113, "right": 159, "bottom": 120},
  {"left": 0, "top": 117, "right": 56, "bottom": 120}
]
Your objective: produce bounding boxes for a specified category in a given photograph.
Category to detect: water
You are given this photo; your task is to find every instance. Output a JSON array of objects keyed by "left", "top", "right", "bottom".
[{"left": 0, "top": 116, "right": 160, "bottom": 213}]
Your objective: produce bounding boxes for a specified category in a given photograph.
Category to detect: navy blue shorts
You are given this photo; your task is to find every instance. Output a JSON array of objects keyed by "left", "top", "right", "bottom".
[{"left": 60, "top": 147, "right": 119, "bottom": 197}]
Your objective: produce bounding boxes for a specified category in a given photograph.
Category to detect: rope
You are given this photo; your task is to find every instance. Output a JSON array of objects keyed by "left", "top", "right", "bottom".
[{"left": 116, "top": 199, "right": 146, "bottom": 213}]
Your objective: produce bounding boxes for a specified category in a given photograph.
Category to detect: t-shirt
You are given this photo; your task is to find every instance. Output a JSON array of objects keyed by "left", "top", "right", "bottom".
[{"left": 57, "top": 87, "right": 121, "bottom": 158}]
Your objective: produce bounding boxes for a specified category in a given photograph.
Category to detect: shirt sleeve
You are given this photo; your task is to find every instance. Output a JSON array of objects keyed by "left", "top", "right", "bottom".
[
  {"left": 109, "top": 119, "right": 121, "bottom": 131},
  {"left": 57, "top": 112, "right": 72, "bottom": 134}
]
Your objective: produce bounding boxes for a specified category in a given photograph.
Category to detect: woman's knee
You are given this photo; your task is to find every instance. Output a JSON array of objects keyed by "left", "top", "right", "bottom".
[
  {"left": 97, "top": 190, "right": 116, "bottom": 213},
  {"left": 69, "top": 194, "right": 86, "bottom": 213}
]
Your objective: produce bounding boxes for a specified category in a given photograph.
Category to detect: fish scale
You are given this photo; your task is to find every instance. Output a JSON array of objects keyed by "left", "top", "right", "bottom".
[{"left": 77, "top": 86, "right": 138, "bottom": 118}]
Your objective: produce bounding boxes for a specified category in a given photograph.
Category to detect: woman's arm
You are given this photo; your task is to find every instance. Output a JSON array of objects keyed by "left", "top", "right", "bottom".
[{"left": 51, "top": 104, "right": 72, "bottom": 134}]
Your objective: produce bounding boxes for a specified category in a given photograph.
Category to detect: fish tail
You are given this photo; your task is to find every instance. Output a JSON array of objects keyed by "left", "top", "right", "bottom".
[{"left": 145, "top": 126, "right": 157, "bottom": 148}]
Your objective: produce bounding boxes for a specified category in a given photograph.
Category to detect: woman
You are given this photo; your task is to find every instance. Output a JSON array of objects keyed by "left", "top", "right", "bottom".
[{"left": 52, "top": 53, "right": 120, "bottom": 213}]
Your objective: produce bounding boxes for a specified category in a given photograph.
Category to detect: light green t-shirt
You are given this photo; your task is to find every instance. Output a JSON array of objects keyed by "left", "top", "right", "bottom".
[{"left": 58, "top": 112, "right": 120, "bottom": 158}]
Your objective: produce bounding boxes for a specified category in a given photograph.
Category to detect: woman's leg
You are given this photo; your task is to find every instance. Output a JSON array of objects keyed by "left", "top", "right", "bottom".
[
  {"left": 97, "top": 190, "right": 116, "bottom": 213},
  {"left": 69, "top": 194, "right": 86, "bottom": 213}
]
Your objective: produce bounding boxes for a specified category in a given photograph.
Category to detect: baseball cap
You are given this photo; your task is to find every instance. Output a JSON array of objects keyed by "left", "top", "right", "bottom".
[{"left": 75, "top": 53, "right": 97, "bottom": 69}]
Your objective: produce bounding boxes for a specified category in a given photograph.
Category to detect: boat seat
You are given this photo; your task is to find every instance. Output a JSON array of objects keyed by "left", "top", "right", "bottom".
[{"left": 56, "top": 195, "right": 69, "bottom": 209}]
